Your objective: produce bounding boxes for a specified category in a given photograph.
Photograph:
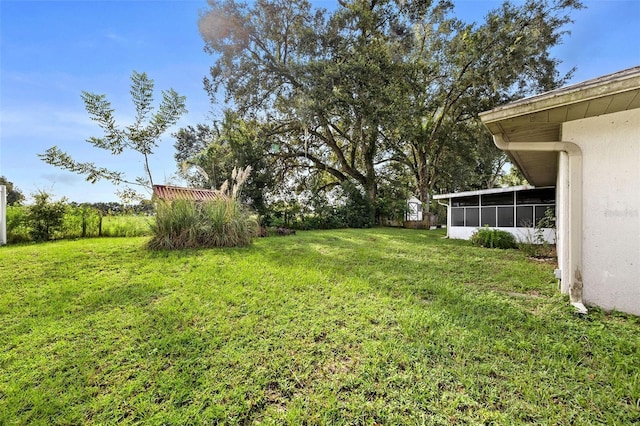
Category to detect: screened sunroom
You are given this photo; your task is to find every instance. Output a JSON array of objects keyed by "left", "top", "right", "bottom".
[{"left": 433, "top": 185, "right": 556, "bottom": 243}]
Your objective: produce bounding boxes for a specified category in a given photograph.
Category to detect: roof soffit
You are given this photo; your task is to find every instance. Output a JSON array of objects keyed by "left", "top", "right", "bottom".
[{"left": 479, "top": 67, "right": 640, "bottom": 186}]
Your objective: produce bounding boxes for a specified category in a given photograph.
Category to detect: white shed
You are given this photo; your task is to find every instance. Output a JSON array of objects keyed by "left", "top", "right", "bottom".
[
  {"left": 480, "top": 66, "right": 640, "bottom": 316},
  {"left": 405, "top": 196, "right": 423, "bottom": 221}
]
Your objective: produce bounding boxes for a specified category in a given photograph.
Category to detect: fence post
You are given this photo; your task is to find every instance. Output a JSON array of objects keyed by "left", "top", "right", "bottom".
[{"left": 0, "top": 185, "right": 6, "bottom": 245}]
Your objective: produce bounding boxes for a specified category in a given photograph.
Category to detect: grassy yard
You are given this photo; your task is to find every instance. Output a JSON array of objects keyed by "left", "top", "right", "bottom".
[
  {"left": 0, "top": 228, "right": 638, "bottom": 424},
  {"left": 99, "top": 215, "right": 153, "bottom": 238}
]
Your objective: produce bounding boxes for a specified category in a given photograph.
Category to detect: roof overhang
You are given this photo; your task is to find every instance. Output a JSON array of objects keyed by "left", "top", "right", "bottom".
[{"left": 480, "top": 66, "right": 640, "bottom": 186}]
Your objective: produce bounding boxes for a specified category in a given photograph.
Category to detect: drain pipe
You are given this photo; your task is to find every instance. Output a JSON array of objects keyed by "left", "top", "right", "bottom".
[
  {"left": 436, "top": 199, "right": 450, "bottom": 238},
  {"left": 493, "top": 135, "right": 587, "bottom": 314}
]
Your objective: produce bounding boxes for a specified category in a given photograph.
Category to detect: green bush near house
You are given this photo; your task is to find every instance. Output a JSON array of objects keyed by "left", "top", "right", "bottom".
[
  {"left": 470, "top": 227, "right": 518, "bottom": 249},
  {"left": 519, "top": 207, "right": 557, "bottom": 258}
]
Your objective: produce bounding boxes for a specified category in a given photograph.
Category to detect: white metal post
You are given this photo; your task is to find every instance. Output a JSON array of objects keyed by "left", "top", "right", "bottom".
[{"left": 0, "top": 185, "right": 6, "bottom": 245}]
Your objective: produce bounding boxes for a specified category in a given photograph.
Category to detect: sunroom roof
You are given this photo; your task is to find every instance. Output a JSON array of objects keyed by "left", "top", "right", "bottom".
[{"left": 432, "top": 185, "right": 539, "bottom": 200}]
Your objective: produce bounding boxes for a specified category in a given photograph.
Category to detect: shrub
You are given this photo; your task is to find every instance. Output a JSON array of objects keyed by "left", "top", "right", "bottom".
[
  {"left": 376, "top": 196, "right": 408, "bottom": 225},
  {"left": 267, "top": 181, "right": 374, "bottom": 231},
  {"left": 60, "top": 204, "right": 102, "bottom": 239},
  {"left": 4, "top": 200, "right": 153, "bottom": 244},
  {"left": 148, "top": 198, "right": 258, "bottom": 250},
  {"left": 148, "top": 164, "right": 258, "bottom": 249},
  {"left": 339, "top": 180, "right": 374, "bottom": 228},
  {"left": 26, "top": 191, "right": 68, "bottom": 242},
  {"left": 6, "top": 206, "right": 30, "bottom": 244},
  {"left": 470, "top": 227, "right": 517, "bottom": 249},
  {"left": 258, "top": 226, "right": 296, "bottom": 237}
]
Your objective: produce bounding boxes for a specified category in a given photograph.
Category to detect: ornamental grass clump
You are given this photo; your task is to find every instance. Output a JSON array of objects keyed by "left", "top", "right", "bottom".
[{"left": 148, "top": 166, "right": 258, "bottom": 249}]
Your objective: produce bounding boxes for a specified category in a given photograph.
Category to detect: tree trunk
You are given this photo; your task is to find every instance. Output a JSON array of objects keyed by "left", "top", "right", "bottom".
[
  {"left": 416, "top": 151, "right": 431, "bottom": 214},
  {"left": 364, "top": 179, "right": 377, "bottom": 226},
  {"left": 413, "top": 148, "right": 435, "bottom": 228}
]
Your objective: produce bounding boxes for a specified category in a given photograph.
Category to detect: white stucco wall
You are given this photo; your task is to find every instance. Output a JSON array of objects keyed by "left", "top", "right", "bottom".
[{"left": 563, "top": 108, "right": 640, "bottom": 315}]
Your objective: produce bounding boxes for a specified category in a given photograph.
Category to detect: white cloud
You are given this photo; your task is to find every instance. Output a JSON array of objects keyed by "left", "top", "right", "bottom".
[
  {"left": 41, "top": 172, "right": 84, "bottom": 186},
  {"left": 105, "top": 32, "right": 128, "bottom": 44},
  {"left": 0, "top": 106, "right": 93, "bottom": 142}
]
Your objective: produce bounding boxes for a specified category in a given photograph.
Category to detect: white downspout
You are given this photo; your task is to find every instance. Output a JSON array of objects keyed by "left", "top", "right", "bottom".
[
  {"left": 493, "top": 135, "right": 587, "bottom": 313},
  {"left": 437, "top": 199, "right": 450, "bottom": 238}
]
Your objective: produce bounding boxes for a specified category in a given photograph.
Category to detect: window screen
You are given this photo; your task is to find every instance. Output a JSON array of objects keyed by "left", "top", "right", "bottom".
[
  {"left": 481, "top": 207, "right": 496, "bottom": 227},
  {"left": 517, "top": 188, "right": 555, "bottom": 205},
  {"left": 535, "top": 206, "right": 555, "bottom": 227},
  {"left": 466, "top": 208, "right": 479, "bottom": 227},
  {"left": 452, "top": 208, "right": 464, "bottom": 226},
  {"left": 482, "top": 192, "right": 514, "bottom": 206},
  {"left": 498, "top": 207, "right": 514, "bottom": 227},
  {"left": 452, "top": 196, "right": 479, "bottom": 207},
  {"left": 517, "top": 206, "right": 533, "bottom": 227},
  {"left": 449, "top": 188, "right": 555, "bottom": 228}
]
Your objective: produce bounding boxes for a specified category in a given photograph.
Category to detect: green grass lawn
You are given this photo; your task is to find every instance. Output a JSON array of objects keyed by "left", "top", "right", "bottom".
[
  {"left": 99, "top": 215, "right": 153, "bottom": 238},
  {"left": 1, "top": 228, "right": 638, "bottom": 424}
]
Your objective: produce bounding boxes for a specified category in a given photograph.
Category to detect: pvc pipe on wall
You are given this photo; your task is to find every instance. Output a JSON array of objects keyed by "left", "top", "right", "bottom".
[
  {"left": 436, "top": 200, "right": 450, "bottom": 238},
  {"left": 492, "top": 135, "right": 584, "bottom": 306}
]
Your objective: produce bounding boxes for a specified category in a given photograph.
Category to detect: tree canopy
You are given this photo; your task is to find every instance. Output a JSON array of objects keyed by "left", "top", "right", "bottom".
[
  {"left": 174, "top": 111, "right": 276, "bottom": 215},
  {"left": 0, "top": 176, "right": 25, "bottom": 206}
]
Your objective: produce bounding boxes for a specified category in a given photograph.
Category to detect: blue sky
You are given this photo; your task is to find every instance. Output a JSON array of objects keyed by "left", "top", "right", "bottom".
[{"left": 1, "top": 0, "right": 639, "bottom": 203}]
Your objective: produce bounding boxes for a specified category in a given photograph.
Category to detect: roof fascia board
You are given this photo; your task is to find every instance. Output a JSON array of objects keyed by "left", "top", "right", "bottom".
[{"left": 480, "top": 66, "right": 640, "bottom": 124}]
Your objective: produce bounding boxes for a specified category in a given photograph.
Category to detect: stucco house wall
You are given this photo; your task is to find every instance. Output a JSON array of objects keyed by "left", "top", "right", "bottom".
[
  {"left": 479, "top": 66, "right": 640, "bottom": 315},
  {"left": 562, "top": 108, "right": 640, "bottom": 314}
]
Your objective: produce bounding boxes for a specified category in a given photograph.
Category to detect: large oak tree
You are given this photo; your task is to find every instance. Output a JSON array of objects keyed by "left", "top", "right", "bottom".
[
  {"left": 174, "top": 111, "right": 276, "bottom": 215},
  {"left": 200, "top": 0, "right": 414, "bottom": 223},
  {"left": 199, "top": 0, "right": 582, "bottom": 220},
  {"left": 392, "top": 0, "right": 583, "bottom": 211}
]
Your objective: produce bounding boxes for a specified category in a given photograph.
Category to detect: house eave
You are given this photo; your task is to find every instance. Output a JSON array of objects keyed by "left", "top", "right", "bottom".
[
  {"left": 479, "top": 66, "right": 640, "bottom": 186},
  {"left": 479, "top": 66, "right": 640, "bottom": 126}
]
